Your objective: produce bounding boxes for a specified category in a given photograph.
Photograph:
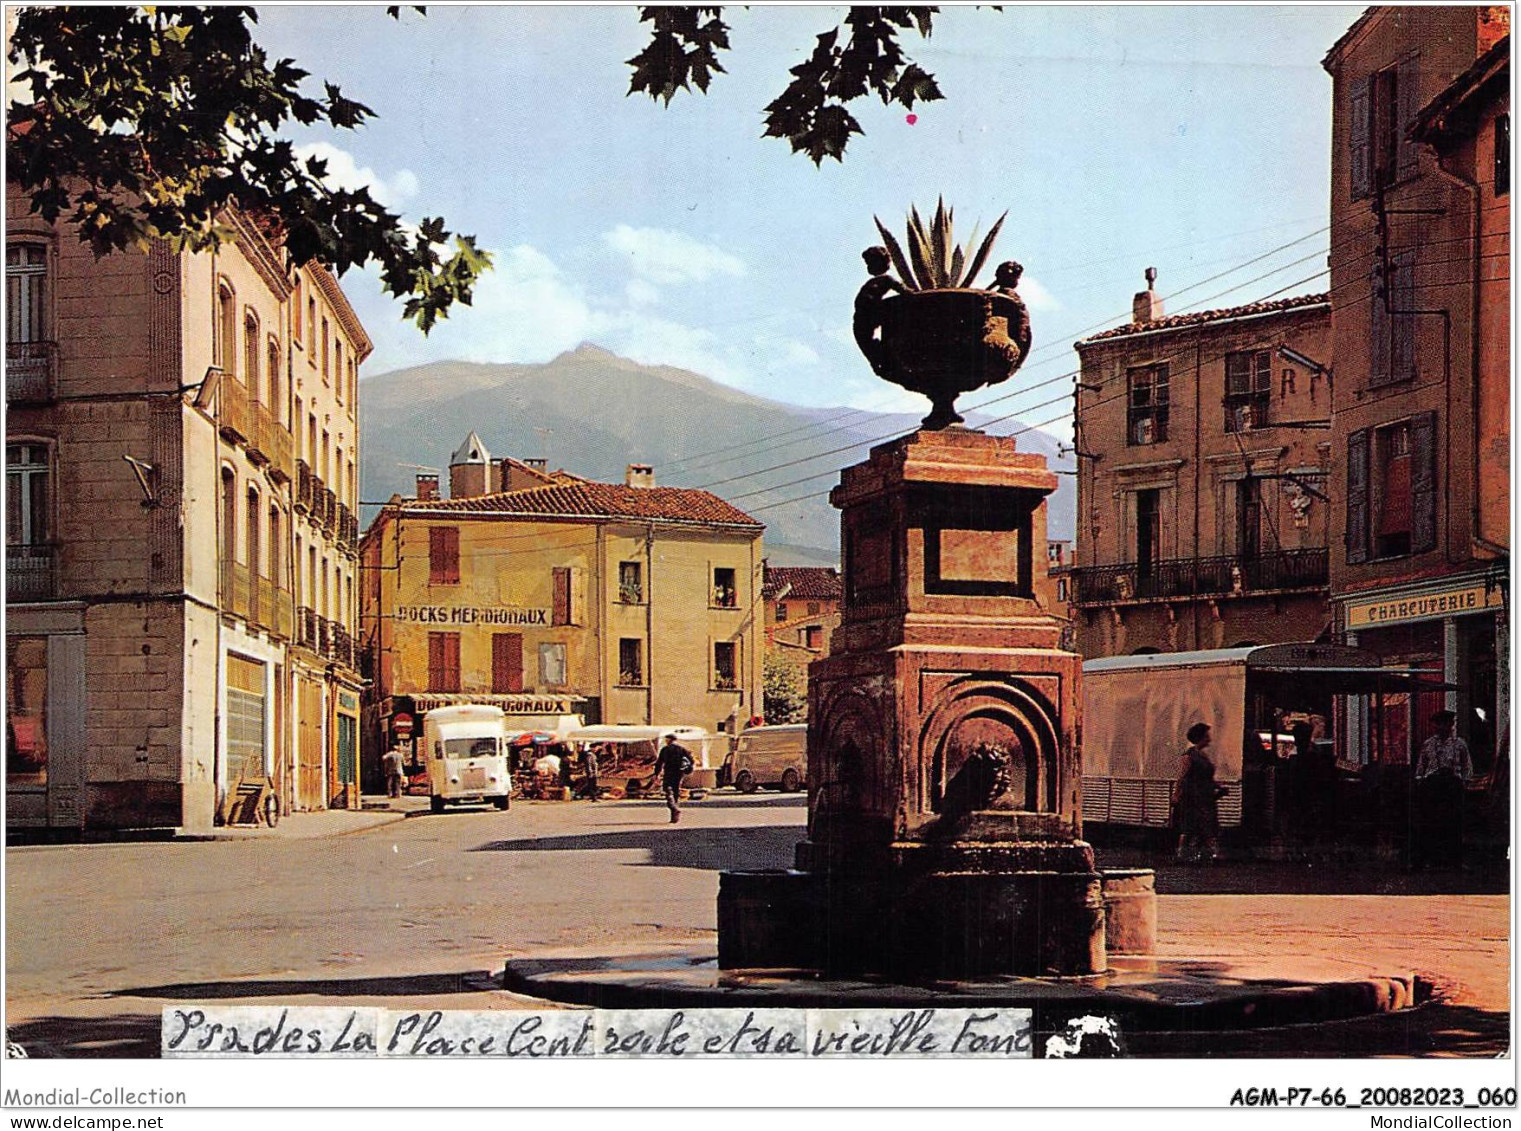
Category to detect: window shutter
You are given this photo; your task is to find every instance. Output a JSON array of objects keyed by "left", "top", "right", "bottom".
[
  {"left": 428, "top": 632, "right": 446, "bottom": 690},
  {"left": 1369, "top": 266, "right": 1391, "bottom": 386},
  {"left": 493, "top": 633, "right": 524, "bottom": 693},
  {"left": 1391, "top": 249, "right": 1416, "bottom": 383},
  {"left": 429, "top": 526, "right": 459, "bottom": 584},
  {"left": 1350, "top": 74, "right": 1373, "bottom": 200},
  {"left": 1396, "top": 56, "right": 1420, "bottom": 182},
  {"left": 1346, "top": 428, "right": 1370, "bottom": 564},
  {"left": 1410, "top": 411, "right": 1438, "bottom": 554},
  {"left": 570, "top": 566, "right": 584, "bottom": 626},
  {"left": 552, "top": 566, "right": 570, "bottom": 626}
]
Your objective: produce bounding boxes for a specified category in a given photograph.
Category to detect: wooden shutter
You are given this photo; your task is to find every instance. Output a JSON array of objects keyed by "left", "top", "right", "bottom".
[
  {"left": 1349, "top": 74, "right": 1373, "bottom": 200},
  {"left": 429, "top": 526, "right": 459, "bottom": 584},
  {"left": 1369, "top": 265, "right": 1391, "bottom": 386},
  {"left": 1396, "top": 55, "right": 1420, "bottom": 182},
  {"left": 493, "top": 633, "right": 524, "bottom": 693},
  {"left": 429, "top": 632, "right": 460, "bottom": 692},
  {"left": 1410, "top": 411, "right": 1438, "bottom": 554},
  {"left": 552, "top": 566, "right": 570, "bottom": 626},
  {"left": 1391, "top": 249, "right": 1416, "bottom": 383},
  {"left": 1346, "top": 428, "right": 1370, "bottom": 564}
]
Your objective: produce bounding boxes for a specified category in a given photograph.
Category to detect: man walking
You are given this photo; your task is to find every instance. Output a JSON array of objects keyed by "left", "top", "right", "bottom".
[
  {"left": 578, "top": 744, "right": 601, "bottom": 801},
  {"left": 1414, "top": 709, "right": 1473, "bottom": 868},
  {"left": 650, "top": 733, "right": 694, "bottom": 823},
  {"left": 383, "top": 743, "right": 406, "bottom": 800}
]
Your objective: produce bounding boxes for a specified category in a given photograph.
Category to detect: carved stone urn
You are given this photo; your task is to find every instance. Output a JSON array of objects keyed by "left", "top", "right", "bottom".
[{"left": 875, "top": 288, "right": 1028, "bottom": 430}]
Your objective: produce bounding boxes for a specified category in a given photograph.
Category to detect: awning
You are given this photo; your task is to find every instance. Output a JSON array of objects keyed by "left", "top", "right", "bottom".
[{"left": 1251, "top": 666, "right": 1459, "bottom": 695}]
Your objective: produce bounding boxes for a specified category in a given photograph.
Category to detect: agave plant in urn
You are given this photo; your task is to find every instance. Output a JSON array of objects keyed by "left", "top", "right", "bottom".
[{"left": 853, "top": 198, "right": 1031, "bottom": 430}]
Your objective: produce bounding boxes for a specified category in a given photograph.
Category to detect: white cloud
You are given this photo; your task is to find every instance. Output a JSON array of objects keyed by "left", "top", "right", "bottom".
[
  {"left": 773, "top": 339, "right": 821, "bottom": 367},
  {"left": 603, "top": 224, "right": 746, "bottom": 286},
  {"left": 1019, "top": 274, "right": 1063, "bottom": 313},
  {"left": 293, "top": 141, "right": 420, "bottom": 210},
  {"left": 624, "top": 278, "right": 661, "bottom": 307}
]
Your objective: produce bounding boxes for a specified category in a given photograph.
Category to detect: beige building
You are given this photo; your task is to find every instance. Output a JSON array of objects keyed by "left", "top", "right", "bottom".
[
  {"left": 6, "top": 186, "right": 368, "bottom": 834},
  {"left": 762, "top": 564, "right": 843, "bottom": 667},
  {"left": 360, "top": 442, "right": 765, "bottom": 768},
  {"left": 1071, "top": 276, "right": 1334, "bottom": 658}
]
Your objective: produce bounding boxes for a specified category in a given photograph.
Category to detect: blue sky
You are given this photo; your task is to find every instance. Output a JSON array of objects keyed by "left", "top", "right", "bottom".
[{"left": 254, "top": 4, "right": 1362, "bottom": 435}]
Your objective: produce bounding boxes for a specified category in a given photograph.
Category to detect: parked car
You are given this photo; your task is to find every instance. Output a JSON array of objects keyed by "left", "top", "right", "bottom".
[{"left": 725, "top": 723, "right": 806, "bottom": 793}]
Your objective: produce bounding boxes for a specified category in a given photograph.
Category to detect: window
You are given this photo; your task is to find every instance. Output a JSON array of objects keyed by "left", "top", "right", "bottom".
[
  {"left": 295, "top": 534, "right": 303, "bottom": 601},
  {"left": 321, "top": 430, "right": 330, "bottom": 482},
  {"left": 429, "top": 526, "right": 460, "bottom": 585},
  {"left": 618, "top": 560, "right": 643, "bottom": 604},
  {"left": 618, "top": 638, "right": 643, "bottom": 686},
  {"left": 321, "top": 317, "right": 330, "bottom": 382},
  {"left": 1135, "top": 488, "right": 1160, "bottom": 576},
  {"left": 552, "top": 566, "right": 574, "bottom": 625},
  {"left": 1370, "top": 250, "right": 1416, "bottom": 386},
  {"left": 6, "top": 243, "right": 47, "bottom": 343},
  {"left": 1126, "top": 364, "right": 1169, "bottom": 445},
  {"left": 7, "top": 636, "right": 48, "bottom": 786},
  {"left": 1056, "top": 577, "right": 1069, "bottom": 603},
  {"left": 348, "top": 358, "right": 357, "bottom": 410},
  {"left": 6, "top": 443, "right": 51, "bottom": 600},
  {"left": 246, "top": 486, "right": 261, "bottom": 576},
  {"left": 308, "top": 414, "right": 317, "bottom": 467},
  {"left": 216, "top": 283, "right": 237, "bottom": 376},
  {"left": 1496, "top": 114, "right": 1510, "bottom": 197},
  {"left": 292, "top": 278, "right": 303, "bottom": 342},
  {"left": 428, "top": 632, "right": 461, "bottom": 692},
  {"left": 712, "top": 566, "right": 737, "bottom": 608},
  {"left": 1225, "top": 350, "right": 1271, "bottom": 432},
  {"left": 1351, "top": 58, "right": 1419, "bottom": 200},
  {"left": 803, "top": 625, "right": 823, "bottom": 650},
  {"left": 244, "top": 312, "right": 260, "bottom": 401},
  {"left": 220, "top": 467, "right": 238, "bottom": 563},
  {"left": 334, "top": 341, "right": 344, "bottom": 400},
  {"left": 1346, "top": 413, "right": 1437, "bottom": 563},
  {"left": 306, "top": 297, "right": 317, "bottom": 362},
  {"left": 492, "top": 633, "right": 524, "bottom": 694},
  {"left": 1236, "top": 477, "right": 1262, "bottom": 559},
  {"left": 267, "top": 339, "right": 282, "bottom": 422},
  {"left": 713, "top": 641, "right": 738, "bottom": 690},
  {"left": 775, "top": 602, "right": 788, "bottom": 623},
  {"left": 268, "top": 507, "right": 282, "bottom": 586},
  {"left": 321, "top": 555, "right": 330, "bottom": 619},
  {"left": 807, "top": 601, "right": 821, "bottom": 616},
  {"left": 539, "top": 642, "right": 567, "bottom": 687}
]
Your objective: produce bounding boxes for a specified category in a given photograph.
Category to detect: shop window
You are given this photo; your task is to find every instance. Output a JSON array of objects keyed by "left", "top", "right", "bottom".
[
  {"left": 539, "top": 642, "right": 567, "bottom": 687},
  {"left": 1224, "top": 350, "right": 1271, "bottom": 432},
  {"left": 712, "top": 567, "right": 737, "bottom": 608},
  {"left": 1126, "top": 364, "right": 1169, "bottom": 445},
  {"left": 428, "top": 632, "right": 461, "bottom": 692},
  {"left": 429, "top": 526, "right": 459, "bottom": 585},
  {"left": 1497, "top": 114, "right": 1510, "bottom": 197},
  {"left": 6, "top": 242, "right": 48, "bottom": 344},
  {"left": 618, "top": 638, "right": 643, "bottom": 687},
  {"left": 492, "top": 633, "right": 524, "bottom": 694},
  {"left": 775, "top": 602, "right": 788, "bottom": 623},
  {"left": 6, "top": 636, "right": 47, "bottom": 786},
  {"left": 713, "top": 641, "right": 738, "bottom": 690},
  {"left": 618, "top": 560, "right": 643, "bottom": 604}
]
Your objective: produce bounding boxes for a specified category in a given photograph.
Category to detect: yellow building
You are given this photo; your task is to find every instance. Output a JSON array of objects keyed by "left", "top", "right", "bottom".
[
  {"left": 360, "top": 445, "right": 765, "bottom": 770},
  {"left": 5, "top": 183, "right": 369, "bottom": 833}
]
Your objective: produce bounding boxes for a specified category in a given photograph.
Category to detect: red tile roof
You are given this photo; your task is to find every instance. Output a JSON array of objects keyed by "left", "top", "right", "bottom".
[
  {"left": 399, "top": 481, "right": 763, "bottom": 529},
  {"left": 763, "top": 565, "right": 843, "bottom": 601},
  {"left": 1075, "top": 292, "right": 1330, "bottom": 346}
]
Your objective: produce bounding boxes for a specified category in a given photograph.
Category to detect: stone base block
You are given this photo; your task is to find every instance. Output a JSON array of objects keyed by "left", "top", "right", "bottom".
[
  {"left": 717, "top": 870, "right": 819, "bottom": 970},
  {"left": 1100, "top": 868, "right": 1157, "bottom": 956}
]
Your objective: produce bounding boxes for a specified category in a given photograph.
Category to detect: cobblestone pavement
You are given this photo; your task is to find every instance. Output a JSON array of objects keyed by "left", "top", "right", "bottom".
[{"left": 3, "top": 793, "right": 1509, "bottom": 1056}]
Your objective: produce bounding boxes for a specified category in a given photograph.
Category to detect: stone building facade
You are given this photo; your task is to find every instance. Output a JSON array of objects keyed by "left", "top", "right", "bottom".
[
  {"left": 1323, "top": 7, "right": 1510, "bottom": 768},
  {"left": 6, "top": 186, "right": 368, "bottom": 834},
  {"left": 359, "top": 444, "right": 764, "bottom": 768},
  {"left": 1071, "top": 279, "right": 1334, "bottom": 658},
  {"left": 762, "top": 564, "right": 843, "bottom": 669}
]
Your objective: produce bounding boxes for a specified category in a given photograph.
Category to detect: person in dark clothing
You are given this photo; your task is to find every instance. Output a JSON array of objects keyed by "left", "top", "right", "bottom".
[
  {"left": 1173, "top": 722, "right": 1226, "bottom": 862},
  {"left": 650, "top": 734, "right": 693, "bottom": 824},
  {"left": 577, "top": 745, "right": 601, "bottom": 801}
]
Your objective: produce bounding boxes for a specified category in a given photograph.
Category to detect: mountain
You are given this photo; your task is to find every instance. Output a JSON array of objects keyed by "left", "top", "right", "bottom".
[{"left": 358, "top": 343, "right": 1076, "bottom": 558}]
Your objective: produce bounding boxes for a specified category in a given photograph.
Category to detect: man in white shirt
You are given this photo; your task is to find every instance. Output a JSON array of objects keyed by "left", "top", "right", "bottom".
[{"left": 1413, "top": 710, "right": 1471, "bottom": 869}]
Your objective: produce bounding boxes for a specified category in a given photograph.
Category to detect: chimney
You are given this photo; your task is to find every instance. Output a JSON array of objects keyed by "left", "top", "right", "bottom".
[
  {"left": 525, "top": 458, "right": 547, "bottom": 471},
  {"left": 415, "top": 473, "right": 440, "bottom": 501},
  {"left": 1132, "top": 266, "right": 1164, "bottom": 324},
  {"left": 625, "top": 463, "right": 654, "bottom": 489}
]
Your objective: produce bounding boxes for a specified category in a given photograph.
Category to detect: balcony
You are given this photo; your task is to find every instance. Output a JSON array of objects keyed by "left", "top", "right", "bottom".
[
  {"left": 335, "top": 502, "right": 354, "bottom": 549},
  {"left": 248, "top": 404, "right": 294, "bottom": 482},
  {"left": 223, "top": 561, "right": 252, "bottom": 620},
  {"left": 316, "top": 615, "right": 333, "bottom": 658},
  {"left": 295, "top": 461, "right": 313, "bottom": 513},
  {"left": 6, "top": 341, "right": 57, "bottom": 404},
  {"left": 331, "top": 622, "right": 354, "bottom": 668},
  {"left": 297, "top": 605, "right": 318, "bottom": 651},
  {"left": 1072, "top": 548, "right": 1328, "bottom": 607},
  {"left": 6, "top": 543, "right": 55, "bottom": 601},
  {"left": 269, "top": 587, "right": 294, "bottom": 641},
  {"left": 218, "top": 377, "right": 251, "bottom": 443},
  {"left": 319, "top": 486, "right": 337, "bottom": 536}
]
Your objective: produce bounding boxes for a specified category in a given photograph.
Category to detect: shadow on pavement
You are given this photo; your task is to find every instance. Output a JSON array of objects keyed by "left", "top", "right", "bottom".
[
  {"left": 6, "top": 1013, "right": 160, "bottom": 1058},
  {"left": 110, "top": 970, "right": 501, "bottom": 1000},
  {"left": 1095, "top": 856, "right": 1510, "bottom": 897},
  {"left": 470, "top": 824, "right": 802, "bottom": 872}
]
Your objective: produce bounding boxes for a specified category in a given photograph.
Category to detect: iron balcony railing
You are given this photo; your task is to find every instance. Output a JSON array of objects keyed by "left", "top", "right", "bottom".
[
  {"left": 1071, "top": 548, "right": 1328, "bottom": 607},
  {"left": 6, "top": 341, "right": 57, "bottom": 403},
  {"left": 295, "top": 461, "right": 313, "bottom": 512},
  {"left": 319, "top": 486, "right": 337, "bottom": 535},
  {"left": 297, "top": 605, "right": 318, "bottom": 650},
  {"left": 6, "top": 543, "right": 56, "bottom": 601}
]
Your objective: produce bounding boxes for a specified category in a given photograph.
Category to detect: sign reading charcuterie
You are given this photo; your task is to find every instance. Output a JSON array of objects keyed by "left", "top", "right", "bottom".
[
  {"left": 1346, "top": 583, "right": 1505, "bottom": 628},
  {"left": 396, "top": 605, "right": 549, "bottom": 626}
]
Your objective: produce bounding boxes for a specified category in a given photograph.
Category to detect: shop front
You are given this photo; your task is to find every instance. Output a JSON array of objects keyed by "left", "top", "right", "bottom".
[{"left": 1340, "top": 569, "right": 1508, "bottom": 773}]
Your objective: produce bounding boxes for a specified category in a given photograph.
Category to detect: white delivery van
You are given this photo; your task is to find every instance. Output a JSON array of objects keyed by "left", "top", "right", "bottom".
[
  {"left": 421, "top": 705, "right": 511, "bottom": 813},
  {"left": 725, "top": 723, "right": 807, "bottom": 793}
]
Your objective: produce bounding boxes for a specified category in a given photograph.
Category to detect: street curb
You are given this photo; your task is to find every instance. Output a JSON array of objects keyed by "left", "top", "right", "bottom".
[{"left": 172, "top": 809, "right": 410, "bottom": 842}]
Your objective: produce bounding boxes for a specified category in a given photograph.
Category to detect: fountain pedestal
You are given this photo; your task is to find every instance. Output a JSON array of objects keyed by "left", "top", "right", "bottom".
[{"left": 719, "top": 427, "right": 1103, "bottom": 978}]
